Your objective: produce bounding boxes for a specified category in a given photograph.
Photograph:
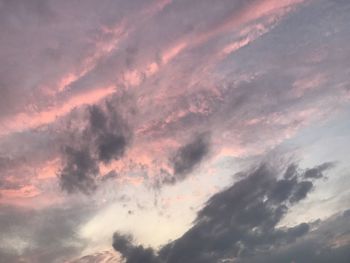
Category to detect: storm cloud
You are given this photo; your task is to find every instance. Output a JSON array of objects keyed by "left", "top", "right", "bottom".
[{"left": 113, "top": 161, "right": 338, "bottom": 263}]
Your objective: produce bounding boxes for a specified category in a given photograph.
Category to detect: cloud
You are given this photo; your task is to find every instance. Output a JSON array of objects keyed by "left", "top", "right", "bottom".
[
  {"left": 0, "top": 204, "right": 94, "bottom": 263},
  {"left": 165, "top": 133, "right": 210, "bottom": 184},
  {"left": 241, "top": 209, "right": 350, "bottom": 263},
  {"left": 88, "top": 104, "right": 131, "bottom": 164},
  {"left": 112, "top": 233, "right": 161, "bottom": 263},
  {"left": 113, "top": 161, "right": 337, "bottom": 263},
  {"left": 58, "top": 101, "right": 132, "bottom": 194},
  {"left": 303, "top": 162, "right": 335, "bottom": 179},
  {"left": 0, "top": 0, "right": 350, "bottom": 261},
  {"left": 69, "top": 250, "right": 120, "bottom": 263},
  {"left": 1, "top": 0, "right": 347, "bottom": 200},
  {"left": 59, "top": 147, "right": 99, "bottom": 195}
]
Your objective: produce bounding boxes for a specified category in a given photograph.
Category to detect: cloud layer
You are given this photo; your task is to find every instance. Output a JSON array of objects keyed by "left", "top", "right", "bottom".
[{"left": 1, "top": 0, "right": 350, "bottom": 262}]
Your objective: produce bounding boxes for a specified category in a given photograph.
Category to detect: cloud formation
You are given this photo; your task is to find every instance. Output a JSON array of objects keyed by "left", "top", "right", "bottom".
[
  {"left": 162, "top": 132, "right": 211, "bottom": 184},
  {"left": 242, "top": 209, "right": 350, "bottom": 263},
  {"left": 58, "top": 102, "right": 132, "bottom": 194},
  {"left": 113, "top": 161, "right": 338, "bottom": 263},
  {"left": 1, "top": 0, "right": 350, "bottom": 262},
  {"left": 59, "top": 146, "right": 99, "bottom": 195},
  {"left": 0, "top": 204, "right": 94, "bottom": 263},
  {"left": 113, "top": 233, "right": 161, "bottom": 263}
]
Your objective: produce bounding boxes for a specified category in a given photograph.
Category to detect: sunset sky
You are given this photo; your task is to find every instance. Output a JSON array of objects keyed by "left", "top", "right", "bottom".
[{"left": 1, "top": 0, "right": 350, "bottom": 262}]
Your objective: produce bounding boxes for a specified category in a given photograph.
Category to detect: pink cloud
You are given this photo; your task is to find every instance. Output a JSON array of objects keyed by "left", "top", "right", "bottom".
[
  {"left": 0, "top": 86, "right": 116, "bottom": 137},
  {"left": 192, "top": 0, "right": 304, "bottom": 48},
  {"left": 292, "top": 74, "right": 327, "bottom": 98},
  {"left": 161, "top": 41, "right": 188, "bottom": 64}
]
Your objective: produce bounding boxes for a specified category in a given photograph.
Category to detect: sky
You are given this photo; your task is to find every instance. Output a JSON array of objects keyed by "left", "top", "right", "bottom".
[{"left": 0, "top": 0, "right": 350, "bottom": 262}]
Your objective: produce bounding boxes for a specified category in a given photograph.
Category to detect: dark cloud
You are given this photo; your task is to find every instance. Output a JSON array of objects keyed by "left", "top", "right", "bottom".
[
  {"left": 89, "top": 105, "right": 108, "bottom": 133},
  {"left": 158, "top": 164, "right": 314, "bottom": 263},
  {"left": 97, "top": 133, "right": 127, "bottom": 163},
  {"left": 101, "top": 170, "right": 119, "bottom": 182},
  {"left": 241, "top": 210, "right": 350, "bottom": 263},
  {"left": 284, "top": 163, "right": 299, "bottom": 179},
  {"left": 166, "top": 133, "right": 210, "bottom": 184},
  {"left": 113, "top": 161, "right": 337, "bottom": 263},
  {"left": 290, "top": 181, "right": 313, "bottom": 203},
  {"left": 269, "top": 178, "right": 296, "bottom": 203},
  {"left": 58, "top": 102, "right": 132, "bottom": 194},
  {"left": 88, "top": 104, "right": 131, "bottom": 164},
  {"left": 59, "top": 147, "right": 99, "bottom": 195},
  {"left": 303, "top": 162, "right": 335, "bottom": 179},
  {"left": 112, "top": 233, "right": 161, "bottom": 263}
]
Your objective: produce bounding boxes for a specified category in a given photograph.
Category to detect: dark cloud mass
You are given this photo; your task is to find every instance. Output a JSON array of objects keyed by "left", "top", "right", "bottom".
[
  {"left": 242, "top": 209, "right": 350, "bottom": 263},
  {"left": 58, "top": 102, "right": 132, "bottom": 194},
  {"left": 59, "top": 146, "right": 99, "bottom": 195},
  {"left": 303, "top": 162, "right": 335, "bottom": 179},
  {"left": 113, "top": 161, "right": 343, "bottom": 263},
  {"left": 168, "top": 133, "right": 210, "bottom": 183},
  {"left": 88, "top": 104, "right": 131, "bottom": 164},
  {"left": 113, "top": 233, "right": 161, "bottom": 263}
]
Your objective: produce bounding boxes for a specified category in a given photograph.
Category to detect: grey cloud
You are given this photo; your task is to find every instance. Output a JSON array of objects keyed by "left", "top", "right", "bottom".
[
  {"left": 136, "top": 0, "right": 350, "bottom": 151},
  {"left": 303, "top": 162, "right": 335, "bottom": 179},
  {"left": 113, "top": 161, "right": 338, "bottom": 263},
  {"left": 65, "top": 0, "right": 255, "bottom": 94},
  {"left": 290, "top": 181, "right": 313, "bottom": 203},
  {"left": 112, "top": 233, "right": 160, "bottom": 263},
  {"left": 0, "top": 0, "right": 83, "bottom": 119},
  {"left": 1, "top": 0, "right": 348, "bottom": 198},
  {"left": 0, "top": 156, "right": 24, "bottom": 190},
  {"left": 58, "top": 102, "right": 132, "bottom": 194},
  {"left": 0, "top": 204, "right": 93, "bottom": 263},
  {"left": 0, "top": 0, "right": 349, "bottom": 261},
  {"left": 97, "top": 133, "right": 127, "bottom": 163},
  {"left": 89, "top": 105, "right": 108, "bottom": 133},
  {"left": 0, "top": 155, "right": 38, "bottom": 192},
  {"left": 88, "top": 104, "right": 131, "bottom": 164},
  {"left": 167, "top": 133, "right": 210, "bottom": 183},
  {"left": 269, "top": 178, "right": 296, "bottom": 203},
  {"left": 0, "top": 0, "right": 151, "bottom": 121},
  {"left": 240, "top": 210, "right": 350, "bottom": 263},
  {"left": 284, "top": 163, "right": 298, "bottom": 179},
  {"left": 59, "top": 146, "right": 99, "bottom": 195},
  {"left": 158, "top": 165, "right": 308, "bottom": 263},
  {"left": 101, "top": 170, "right": 118, "bottom": 182},
  {"left": 283, "top": 222, "right": 310, "bottom": 242}
]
